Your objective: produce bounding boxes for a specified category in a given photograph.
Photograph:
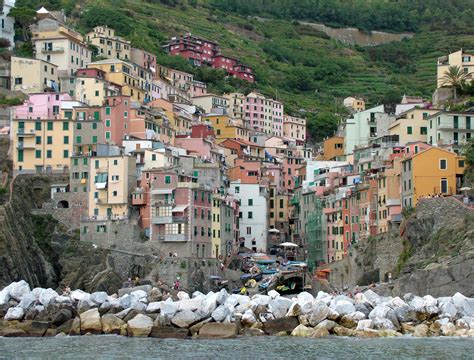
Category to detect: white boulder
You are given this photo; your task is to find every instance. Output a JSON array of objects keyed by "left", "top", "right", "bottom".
[{"left": 4, "top": 306, "right": 25, "bottom": 320}]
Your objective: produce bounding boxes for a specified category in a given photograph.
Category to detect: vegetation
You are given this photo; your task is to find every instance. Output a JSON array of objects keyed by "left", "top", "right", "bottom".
[
  {"left": 9, "top": 0, "right": 474, "bottom": 141},
  {"left": 440, "top": 65, "right": 469, "bottom": 100},
  {"left": 211, "top": 0, "right": 474, "bottom": 33}
]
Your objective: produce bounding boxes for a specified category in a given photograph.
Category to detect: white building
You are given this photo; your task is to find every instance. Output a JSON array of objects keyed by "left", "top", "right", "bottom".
[
  {"left": 343, "top": 105, "right": 384, "bottom": 155},
  {"left": 228, "top": 181, "right": 268, "bottom": 252},
  {"left": 0, "top": 0, "right": 15, "bottom": 48}
]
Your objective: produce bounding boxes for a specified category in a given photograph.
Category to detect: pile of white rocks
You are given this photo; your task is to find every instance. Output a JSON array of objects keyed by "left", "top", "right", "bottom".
[{"left": 0, "top": 280, "right": 473, "bottom": 338}]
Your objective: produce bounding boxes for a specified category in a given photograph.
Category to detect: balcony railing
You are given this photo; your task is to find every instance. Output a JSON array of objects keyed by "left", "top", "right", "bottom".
[
  {"left": 41, "top": 46, "right": 65, "bottom": 54},
  {"left": 17, "top": 128, "right": 35, "bottom": 136},
  {"left": 152, "top": 215, "right": 173, "bottom": 224},
  {"left": 158, "top": 234, "right": 188, "bottom": 242},
  {"left": 17, "top": 141, "right": 35, "bottom": 149}
]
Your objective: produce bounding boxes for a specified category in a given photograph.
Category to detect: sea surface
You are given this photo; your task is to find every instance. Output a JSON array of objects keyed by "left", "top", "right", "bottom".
[{"left": 0, "top": 335, "right": 473, "bottom": 359}]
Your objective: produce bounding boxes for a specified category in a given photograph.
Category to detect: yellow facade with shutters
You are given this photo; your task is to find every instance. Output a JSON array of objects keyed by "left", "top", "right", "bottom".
[
  {"left": 202, "top": 114, "right": 249, "bottom": 142},
  {"left": 11, "top": 118, "right": 73, "bottom": 174},
  {"left": 88, "top": 155, "right": 135, "bottom": 219}
]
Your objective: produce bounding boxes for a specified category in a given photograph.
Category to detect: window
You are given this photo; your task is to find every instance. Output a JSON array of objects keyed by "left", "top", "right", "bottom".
[
  {"left": 15, "top": 77, "right": 22, "bottom": 85},
  {"left": 458, "top": 160, "right": 465, "bottom": 168},
  {"left": 248, "top": 212, "right": 253, "bottom": 219},
  {"left": 165, "top": 175, "right": 171, "bottom": 184},
  {"left": 246, "top": 227, "right": 251, "bottom": 234},
  {"left": 46, "top": 150, "right": 52, "bottom": 158},
  {"left": 92, "top": 122, "right": 97, "bottom": 130},
  {"left": 111, "top": 175, "right": 119, "bottom": 181},
  {"left": 92, "top": 136, "right": 97, "bottom": 143},
  {"left": 76, "top": 136, "right": 82, "bottom": 144},
  {"left": 105, "top": 107, "right": 111, "bottom": 115},
  {"left": 440, "top": 159, "right": 447, "bottom": 170},
  {"left": 95, "top": 90, "right": 99, "bottom": 97},
  {"left": 105, "top": 119, "right": 111, "bottom": 127},
  {"left": 106, "top": 131, "right": 111, "bottom": 140},
  {"left": 112, "top": 191, "right": 118, "bottom": 196},
  {"left": 113, "top": 160, "right": 118, "bottom": 165},
  {"left": 407, "top": 126, "right": 413, "bottom": 135},
  {"left": 63, "top": 122, "right": 69, "bottom": 131},
  {"left": 467, "top": 117, "right": 471, "bottom": 130},
  {"left": 63, "top": 136, "right": 69, "bottom": 144},
  {"left": 248, "top": 199, "right": 253, "bottom": 206},
  {"left": 35, "top": 121, "right": 41, "bottom": 130},
  {"left": 420, "top": 127, "right": 427, "bottom": 135},
  {"left": 440, "top": 178, "right": 448, "bottom": 194},
  {"left": 47, "top": 136, "right": 52, "bottom": 145},
  {"left": 235, "top": 186, "right": 240, "bottom": 194},
  {"left": 280, "top": 199, "right": 284, "bottom": 208},
  {"left": 83, "top": 158, "right": 88, "bottom": 165},
  {"left": 47, "top": 122, "right": 53, "bottom": 131},
  {"left": 35, "top": 150, "right": 41, "bottom": 159},
  {"left": 454, "top": 116, "right": 459, "bottom": 129},
  {"left": 35, "top": 136, "right": 41, "bottom": 145},
  {"left": 279, "top": 212, "right": 284, "bottom": 218},
  {"left": 77, "top": 123, "right": 82, "bottom": 130},
  {"left": 63, "top": 150, "right": 69, "bottom": 158}
]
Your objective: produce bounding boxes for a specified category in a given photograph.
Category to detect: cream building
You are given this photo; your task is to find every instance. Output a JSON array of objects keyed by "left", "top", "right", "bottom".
[
  {"left": 343, "top": 97, "right": 365, "bottom": 112},
  {"left": 224, "top": 93, "right": 245, "bottom": 122},
  {"left": 437, "top": 49, "right": 474, "bottom": 88},
  {"left": 388, "top": 108, "right": 439, "bottom": 146},
  {"left": 10, "top": 56, "right": 59, "bottom": 93},
  {"left": 86, "top": 26, "right": 131, "bottom": 61},
  {"left": 31, "top": 17, "right": 91, "bottom": 77},
  {"left": 88, "top": 155, "right": 136, "bottom": 219},
  {"left": 283, "top": 114, "right": 306, "bottom": 143},
  {"left": 192, "top": 94, "right": 228, "bottom": 114}
]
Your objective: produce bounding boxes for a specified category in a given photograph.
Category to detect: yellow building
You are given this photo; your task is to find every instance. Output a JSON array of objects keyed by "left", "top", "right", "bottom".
[
  {"left": 86, "top": 26, "right": 131, "bottom": 61},
  {"left": 11, "top": 117, "right": 73, "bottom": 174},
  {"left": 437, "top": 49, "right": 474, "bottom": 88},
  {"left": 323, "top": 136, "right": 344, "bottom": 161},
  {"left": 389, "top": 108, "right": 439, "bottom": 145},
  {"left": 31, "top": 17, "right": 91, "bottom": 77},
  {"left": 401, "top": 147, "right": 465, "bottom": 208},
  {"left": 88, "top": 155, "right": 136, "bottom": 219},
  {"left": 10, "top": 56, "right": 59, "bottom": 94},
  {"left": 87, "top": 59, "right": 151, "bottom": 102},
  {"left": 202, "top": 114, "right": 249, "bottom": 142},
  {"left": 70, "top": 68, "right": 121, "bottom": 106},
  {"left": 212, "top": 194, "right": 222, "bottom": 258}
]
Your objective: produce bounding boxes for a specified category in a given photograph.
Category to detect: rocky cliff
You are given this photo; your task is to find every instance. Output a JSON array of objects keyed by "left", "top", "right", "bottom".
[{"left": 325, "top": 197, "right": 474, "bottom": 297}]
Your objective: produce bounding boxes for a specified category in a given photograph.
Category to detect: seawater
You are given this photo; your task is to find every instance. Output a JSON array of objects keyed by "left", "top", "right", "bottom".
[{"left": 0, "top": 336, "right": 473, "bottom": 359}]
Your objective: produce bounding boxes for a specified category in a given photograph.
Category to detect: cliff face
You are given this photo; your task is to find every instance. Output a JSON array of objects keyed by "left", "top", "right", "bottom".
[
  {"left": 0, "top": 176, "right": 59, "bottom": 288},
  {"left": 325, "top": 197, "right": 474, "bottom": 297}
]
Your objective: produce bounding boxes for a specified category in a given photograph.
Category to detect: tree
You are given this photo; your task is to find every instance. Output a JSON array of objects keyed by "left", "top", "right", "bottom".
[
  {"left": 441, "top": 65, "right": 468, "bottom": 100},
  {"left": 8, "top": 6, "right": 36, "bottom": 41}
]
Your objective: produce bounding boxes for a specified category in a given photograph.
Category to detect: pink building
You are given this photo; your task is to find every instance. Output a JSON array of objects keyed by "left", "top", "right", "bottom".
[
  {"left": 101, "top": 95, "right": 131, "bottom": 145},
  {"left": 13, "top": 93, "right": 73, "bottom": 119},
  {"left": 245, "top": 92, "right": 265, "bottom": 131},
  {"left": 174, "top": 137, "right": 214, "bottom": 160},
  {"left": 212, "top": 54, "right": 238, "bottom": 72},
  {"left": 191, "top": 80, "right": 207, "bottom": 97},
  {"left": 272, "top": 100, "right": 284, "bottom": 136}
]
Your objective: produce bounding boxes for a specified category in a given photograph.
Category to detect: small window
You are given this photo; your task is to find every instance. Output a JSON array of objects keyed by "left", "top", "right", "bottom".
[
  {"left": 35, "top": 121, "right": 41, "bottom": 130},
  {"left": 407, "top": 126, "right": 413, "bottom": 135},
  {"left": 47, "top": 122, "right": 53, "bottom": 131},
  {"left": 248, "top": 211, "right": 253, "bottom": 219},
  {"left": 248, "top": 199, "right": 253, "bottom": 206},
  {"left": 46, "top": 150, "right": 52, "bottom": 158},
  {"left": 63, "top": 136, "right": 69, "bottom": 144},
  {"left": 35, "top": 150, "right": 41, "bottom": 159},
  {"left": 440, "top": 159, "right": 447, "bottom": 170},
  {"left": 165, "top": 175, "right": 171, "bottom": 184},
  {"left": 63, "top": 150, "right": 69, "bottom": 158},
  {"left": 458, "top": 160, "right": 465, "bottom": 168}
]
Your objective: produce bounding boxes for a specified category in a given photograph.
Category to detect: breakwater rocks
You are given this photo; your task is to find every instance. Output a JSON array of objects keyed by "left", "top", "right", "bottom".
[{"left": 1, "top": 280, "right": 473, "bottom": 338}]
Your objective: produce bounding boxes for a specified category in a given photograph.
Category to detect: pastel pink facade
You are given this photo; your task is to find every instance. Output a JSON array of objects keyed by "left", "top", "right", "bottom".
[
  {"left": 245, "top": 93, "right": 265, "bottom": 131},
  {"left": 13, "top": 93, "right": 72, "bottom": 119},
  {"left": 101, "top": 95, "right": 132, "bottom": 145},
  {"left": 174, "top": 138, "right": 213, "bottom": 159}
]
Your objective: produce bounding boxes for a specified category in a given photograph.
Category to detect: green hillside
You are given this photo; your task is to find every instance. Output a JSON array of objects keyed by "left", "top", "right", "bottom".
[{"left": 11, "top": 0, "right": 474, "bottom": 141}]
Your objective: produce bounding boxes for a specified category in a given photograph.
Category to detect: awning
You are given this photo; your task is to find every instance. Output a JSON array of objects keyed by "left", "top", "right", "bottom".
[
  {"left": 172, "top": 205, "right": 188, "bottom": 213},
  {"left": 151, "top": 189, "right": 173, "bottom": 195}
]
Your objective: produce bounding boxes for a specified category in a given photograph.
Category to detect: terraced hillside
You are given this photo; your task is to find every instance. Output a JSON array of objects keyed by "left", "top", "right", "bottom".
[{"left": 13, "top": 0, "right": 474, "bottom": 140}]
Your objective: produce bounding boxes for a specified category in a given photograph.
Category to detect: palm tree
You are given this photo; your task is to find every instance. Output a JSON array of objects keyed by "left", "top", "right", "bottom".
[{"left": 441, "top": 65, "right": 468, "bottom": 100}]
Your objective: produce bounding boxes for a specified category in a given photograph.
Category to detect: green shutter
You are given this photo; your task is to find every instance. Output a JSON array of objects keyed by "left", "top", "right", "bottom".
[
  {"left": 63, "top": 122, "right": 69, "bottom": 130},
  {"left": 35, "top": 121, "right": 42, "bottom": 130},
  {"left": 94, "top": 111, "right": 100, "bottom": 120},
  {"left": 35, "top": 150, "right": 41, "bottom": 158},
  {"left": 47, "top": 122, "right": 53, "bottom": 130}
]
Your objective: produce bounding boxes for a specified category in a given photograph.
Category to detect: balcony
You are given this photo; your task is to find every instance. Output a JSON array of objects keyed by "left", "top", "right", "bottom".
[
  {"left": 159, "top": 234, "right": 188, "bottom": 242},
  {"left": 41, "top": 46, "right": 65, "bottom": 54},
  {"left": 152, "top": 215, "right": 173, "bottom": 224},
  {"left": 17, "top": 141, "right": 35, "bottom": 149},
  {"left": 172, "top": 216, "right": 187, "bottom": 223},
  {"left": 17, "top": 128, "right": 35, "bottom": 136}
]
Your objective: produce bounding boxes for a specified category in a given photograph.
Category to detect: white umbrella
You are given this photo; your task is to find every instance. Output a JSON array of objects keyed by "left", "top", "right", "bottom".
[
  {"left": 268, "top": 228, "right": 280, "bottom": 233},
  {"left": 279, "top": 242, "right": 298, "bottom": 248}
]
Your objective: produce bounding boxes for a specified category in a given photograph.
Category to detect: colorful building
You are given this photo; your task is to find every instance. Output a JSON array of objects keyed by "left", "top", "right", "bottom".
[{"left": 86, "top": 26, "right": 131, "bottom": 61}]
